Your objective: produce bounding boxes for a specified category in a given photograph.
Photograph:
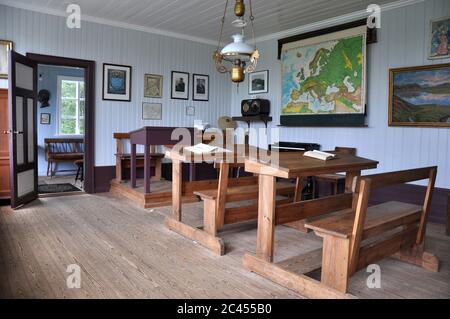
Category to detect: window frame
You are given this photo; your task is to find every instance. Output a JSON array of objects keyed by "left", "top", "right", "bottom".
[{"left": 56, "top": 75, "right": 85, "bottom": 136}]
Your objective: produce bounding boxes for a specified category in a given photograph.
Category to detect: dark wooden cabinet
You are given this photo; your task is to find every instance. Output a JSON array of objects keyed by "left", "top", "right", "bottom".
[{"left": 0, "top": 89, "right": 10, "bottom": 199}]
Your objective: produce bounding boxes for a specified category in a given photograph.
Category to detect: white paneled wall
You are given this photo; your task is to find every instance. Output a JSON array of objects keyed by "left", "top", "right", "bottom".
[
  {"left": 231, "top": 0, "right": 450, "bottom": 188},
  {"left": 0, "top": 4, "right": 231, "bottom": 166}
]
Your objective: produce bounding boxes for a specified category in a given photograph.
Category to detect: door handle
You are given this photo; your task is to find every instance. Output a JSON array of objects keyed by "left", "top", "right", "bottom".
[{"left": 13, "top": 130, "right": 24, "bottom": 135}]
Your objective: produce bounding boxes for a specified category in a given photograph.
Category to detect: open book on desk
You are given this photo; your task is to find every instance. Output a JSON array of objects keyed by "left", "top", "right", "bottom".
[
  {"left": 184, "top": 143, "right": 232, "bottom": 155},
  {"left": 303, "top": 150, "right": 338, "bottom": 161}
]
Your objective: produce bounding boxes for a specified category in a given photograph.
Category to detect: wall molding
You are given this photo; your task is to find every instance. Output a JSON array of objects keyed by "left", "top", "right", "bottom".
[
  {"left": 0, "top": 0, "right": 217, "bottom": 46},
  {"left": 253, "top": 0, "right": 426, "bottom": 43},
  {"left": 0, "top": 0, "right": 425, "bottom": 48}
]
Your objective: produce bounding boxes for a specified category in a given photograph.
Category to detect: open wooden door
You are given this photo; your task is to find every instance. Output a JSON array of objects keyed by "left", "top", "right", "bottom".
[{"left": 8, "top": 51, "right": 38, "bottom": 209}]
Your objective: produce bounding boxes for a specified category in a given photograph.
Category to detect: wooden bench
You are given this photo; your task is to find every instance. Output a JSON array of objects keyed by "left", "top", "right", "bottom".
[
  {"left": 114, "top": 132, "right": 164, "bottom": 182},
  {"left": 45, "top": 138, "right": 84, "bottom": 177},
  {"left": 305, "top": 166, "right": 438, "bottom": 293},
  {"left": 195, "top": 182, "right": 297, "bottom": 235}
]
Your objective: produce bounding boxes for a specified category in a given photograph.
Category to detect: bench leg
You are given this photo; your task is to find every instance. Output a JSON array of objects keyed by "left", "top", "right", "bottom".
[
  {"left": 47, "top": 161, "right": 51, "bottom": 177},
  {"left": 154, "top": 158, "right": 162, "bottom": 181},
  {"left": 203, "top": 198, "right": 218, "bottom": 236},
  {"left": 283, "top": 177, "right": 311, "bottom": 233},
  {"left": 392, "top": 244, "right": 439, "bottom": 272},
  {"left": 321, "top": 234, "right": 351, "bottom": 293}
]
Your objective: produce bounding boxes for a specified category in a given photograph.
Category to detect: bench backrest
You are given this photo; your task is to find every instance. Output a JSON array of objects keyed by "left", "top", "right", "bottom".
[
  {"left": 45, "top": 138, "right": 84, "bottom": 155},
  {"left": 334, "top": 146, "right": 356, "bottom": 155},
  {"left": 348, "top": 166, "right": 437, "bottom": 274}
]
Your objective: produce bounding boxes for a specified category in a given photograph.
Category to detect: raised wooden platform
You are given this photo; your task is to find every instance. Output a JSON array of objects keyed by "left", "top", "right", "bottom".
[
  {"left": 110, "top": 178, "right": 198, "bottom": 208},
  {"left": 110, "top": 177, "right": 233, "bottom": 209}
]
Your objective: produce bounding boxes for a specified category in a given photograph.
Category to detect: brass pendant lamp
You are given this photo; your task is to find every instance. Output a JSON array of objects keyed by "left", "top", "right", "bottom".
[{"left": 213, "top": 0, "right": 260, "bottom": 83}]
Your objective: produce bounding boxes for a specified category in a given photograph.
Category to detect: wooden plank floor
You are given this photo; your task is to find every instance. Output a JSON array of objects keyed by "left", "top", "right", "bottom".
[{"left": 0, "top": 193, "right": 449, "bottom": 299}]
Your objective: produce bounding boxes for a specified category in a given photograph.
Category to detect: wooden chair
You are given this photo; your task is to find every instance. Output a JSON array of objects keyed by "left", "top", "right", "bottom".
[
  {"left": 114, "top": 133, "right": 164, "bottom": 182},
  {"left": 305, "top": 166, "right": 438, "bottom": 293},
  {"left": 312, "top": 146, "right": 357, "bottom": 197}
]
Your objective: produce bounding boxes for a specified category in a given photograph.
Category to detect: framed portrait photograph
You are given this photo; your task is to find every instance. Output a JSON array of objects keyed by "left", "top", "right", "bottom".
[
  {"left": 193, "top": 74, "right": 209, "bottom": 101},
  {"left": 186, "top": 106, "right": 195, "bottom": 116},
  {"left": 0, "top": 40, "right": 13, "bottom": 79},
  {"left": 171, "top": 71, "right": 189, "bottom": 100},
  {"left": 248, "top": 70, "right": 269, "bottom": 94},
  {"left": 389, "top": 63, "right": 450, "bottom": 127},
  {"left": 142, "top": 102, "right": 162, "bottom": 120},
  {"left": 429, "top": 16, "right": 450, "bottom": 60},
  {"left": 40, "top": 113, "right": 51, "bottom": 125},
  {"left": 144, "top": 74, "right": 163, "bottom": 98},
  {"left": 103, "top": 63, "right": 132, "bottom": 101}
]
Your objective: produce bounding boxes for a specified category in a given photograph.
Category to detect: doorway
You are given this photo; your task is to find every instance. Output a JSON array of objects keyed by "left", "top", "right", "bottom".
[
  {"left": 36, "top": 64, "right": 85, "bottom": 195},
  {"left": 26, "top": 53, "right": 95, "bottom": 195}
]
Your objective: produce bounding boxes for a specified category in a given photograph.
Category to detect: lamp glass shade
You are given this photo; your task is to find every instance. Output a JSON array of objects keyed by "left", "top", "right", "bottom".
[{"left": 221, "top": 34, "right": 254, "bottom": 59}]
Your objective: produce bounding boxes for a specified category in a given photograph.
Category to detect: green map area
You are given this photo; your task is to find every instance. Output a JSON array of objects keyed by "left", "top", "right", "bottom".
[{"left": 282, "top": 35, "right": 365, "bottom": 115}]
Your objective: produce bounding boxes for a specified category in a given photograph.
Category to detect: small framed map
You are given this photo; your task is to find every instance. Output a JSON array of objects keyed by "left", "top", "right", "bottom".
[
  {"left": 280, "top": 25, "right": 367, "bottom": 126},
  {"left": 142, "top": 102, "right": 162, "bottom": 120}
]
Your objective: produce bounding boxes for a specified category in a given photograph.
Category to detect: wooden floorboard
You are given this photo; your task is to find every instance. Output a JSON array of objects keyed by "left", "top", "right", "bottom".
[{"left": 0, "top": 193, "right": 449, "bottom": 299}]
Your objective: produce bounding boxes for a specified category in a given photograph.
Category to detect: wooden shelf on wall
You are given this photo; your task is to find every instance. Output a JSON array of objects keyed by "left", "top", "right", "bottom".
[{"left": 232, "top": 115, "right": 272, "bottom": 128}]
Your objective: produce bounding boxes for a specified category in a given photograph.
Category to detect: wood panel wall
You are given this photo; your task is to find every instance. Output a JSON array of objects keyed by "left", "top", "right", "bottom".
[
  {"left": 0, "top": 4, "right": 232, "bottom": 167},
  {"left": 230, "top": 0, "right": 450, "bottom": 189}
]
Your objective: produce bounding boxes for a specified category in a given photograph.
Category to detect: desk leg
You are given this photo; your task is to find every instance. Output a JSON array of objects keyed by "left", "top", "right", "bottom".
[
  {"left": 216, "top": 163, "right": 230, "bottom": 228},
  {"left": 130, "top": 143, "right": 136, "bottom": 188},
  {"left": 172, "top": 160, "right": 183, "bottom": 221},
  {"left": 345, "top": 170, "right": 360, "bottom": 193},
  {"left": 189, "top": 163, "right": 195, "bottom": 181},
  {"left": 144, "top": 146, "right": 151, "bottom": 193},
  {"left": 256, "top": 174, "right": 277, "bottom": 263},
  {"left": 284, "top": 177, "right": 310, "bottom": 233}
]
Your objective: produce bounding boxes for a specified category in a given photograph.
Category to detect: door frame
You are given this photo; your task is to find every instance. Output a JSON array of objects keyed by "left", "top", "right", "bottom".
[{"left": 27, "top": 53, "right": 96, "bottom": 194}]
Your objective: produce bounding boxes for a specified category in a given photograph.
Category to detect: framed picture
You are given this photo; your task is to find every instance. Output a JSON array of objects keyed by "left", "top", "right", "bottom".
[
  {"left": 186, "top": 106, "right": 195, "bottom": 116},
  {"left": 171, "top": 71, "right": 189, "bottom": 100},
  {"left": 248, "top": 70, "right": 269, "bottom": 94},
  {"left": 389, "top": 63, "right": 450, "bottom": 127},
  {"left": 103, "top": 63, "right": 132, "bottom": 101},
  {"left": 429, "top": 16, "right": 450, "bottom": 60},
  {"left": 142, "top": 102, "right": 162, "bottom": 120},
  {"left": 0, "top": 40, "right": 13, "bottom": 79},
  {"left": 144, "top": 74, "right": 163, "bottom": 98},
  {"left": 192, "top": 74, "right": 209, "bottom": 101},
  {"left": 40, "top": 113, "right": 51, "bottom": 125}
]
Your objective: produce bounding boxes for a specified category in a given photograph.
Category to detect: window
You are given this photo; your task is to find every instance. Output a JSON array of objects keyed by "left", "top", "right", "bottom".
[{"left": 57, "top": 76, "right": 85, "bottom": 135}]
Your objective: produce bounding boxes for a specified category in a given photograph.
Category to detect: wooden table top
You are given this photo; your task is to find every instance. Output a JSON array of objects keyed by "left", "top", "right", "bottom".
[
  {"left": 245, "top": 152, "right": 379, "bottom": 179},
  {"left": 165, "top": 144, "right": 275, "bottom": 165}
]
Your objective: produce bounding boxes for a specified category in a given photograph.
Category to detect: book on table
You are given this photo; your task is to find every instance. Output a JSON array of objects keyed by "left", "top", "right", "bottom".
[
  {"left": 184, "top": 143, "right": 231, "bottom": 155},
  {"left": 303, "top": 150, "right": 338, "bottom": 161}
]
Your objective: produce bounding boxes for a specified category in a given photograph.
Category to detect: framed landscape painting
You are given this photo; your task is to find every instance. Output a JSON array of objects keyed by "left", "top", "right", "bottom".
[{"left": 389, "top": 63, "right": 450, "bottom": 127}]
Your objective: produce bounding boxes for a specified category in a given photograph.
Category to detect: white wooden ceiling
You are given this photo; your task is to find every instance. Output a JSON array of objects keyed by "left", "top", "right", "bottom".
[{"left": 2, "top": 0, "right": 402, "bottom": 43}]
